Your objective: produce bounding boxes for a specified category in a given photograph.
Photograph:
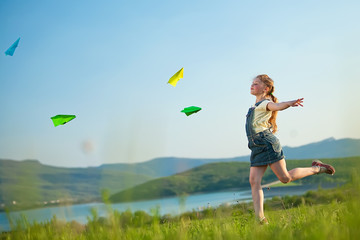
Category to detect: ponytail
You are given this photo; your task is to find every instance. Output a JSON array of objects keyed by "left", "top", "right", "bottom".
[{"left": 268, "top": 92, "right": 278, "bottom": 134}]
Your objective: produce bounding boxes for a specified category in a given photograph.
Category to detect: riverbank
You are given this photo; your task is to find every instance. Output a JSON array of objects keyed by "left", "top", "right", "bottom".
[
  {"left": 2, "top": 179, "right": 359, "bottom": 239},
  {"left": 0, "top": 182, "right": 344, "bottom": 234}
]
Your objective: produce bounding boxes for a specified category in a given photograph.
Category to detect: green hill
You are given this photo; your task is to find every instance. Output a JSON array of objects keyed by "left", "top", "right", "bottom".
[
  {"left": 109, "top": 156, "right": 360, "bottom": 203},
  {"left": 0, "top": 159, "right": 153, "bottom": 208}
]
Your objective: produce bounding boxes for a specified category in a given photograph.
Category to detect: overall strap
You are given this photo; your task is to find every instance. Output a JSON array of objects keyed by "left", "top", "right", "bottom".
[{"left": 254, "top": 98, "right": 270, "bottom": 107}]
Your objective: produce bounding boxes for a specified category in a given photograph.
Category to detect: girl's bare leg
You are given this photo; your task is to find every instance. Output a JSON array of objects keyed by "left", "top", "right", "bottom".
[
  {"left": 249, "top": 165, "right": 268, "bottom": 220},
  {"left": 269, "top": 159, "right": 319, "bottom": 183}
]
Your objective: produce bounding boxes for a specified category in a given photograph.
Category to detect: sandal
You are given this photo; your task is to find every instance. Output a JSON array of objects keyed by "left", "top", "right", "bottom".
[{"left": 312, "top": 160, "right": 335, "bottom": 175}]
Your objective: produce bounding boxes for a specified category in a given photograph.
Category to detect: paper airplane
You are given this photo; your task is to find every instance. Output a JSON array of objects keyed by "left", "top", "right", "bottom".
[
  {"left": 51, "top": 115, "right": 76, "bottom": 127},
  {"left": 5, "top": 38, "right": 20, "bottom": 56},
  {"left": 167, "top": 67, "right": 184, "bottom": 87},
  {"left": 181, "top": 106, "right": 202, "bottom": 116}
]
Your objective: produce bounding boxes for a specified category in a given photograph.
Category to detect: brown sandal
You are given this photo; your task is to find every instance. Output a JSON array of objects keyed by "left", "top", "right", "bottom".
[
  {"left": 259, "top": 216, "right": 269, "bottom": 225},
  {"left": 312, "top": 160, "right": 335, "bottom": 175}
]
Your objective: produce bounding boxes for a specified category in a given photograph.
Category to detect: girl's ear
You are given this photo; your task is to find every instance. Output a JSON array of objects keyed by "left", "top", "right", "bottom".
[{"left": 264, "top": 86, "right": 269, "bottom": 93}]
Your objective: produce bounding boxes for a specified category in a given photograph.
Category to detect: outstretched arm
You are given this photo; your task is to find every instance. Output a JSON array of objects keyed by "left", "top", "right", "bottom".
[{"left": 267, "top": 98, "right": 304, "bottom": 111}]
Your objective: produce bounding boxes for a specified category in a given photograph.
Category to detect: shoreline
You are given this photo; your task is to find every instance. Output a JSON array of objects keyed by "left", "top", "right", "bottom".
[
  {"left": 0, "top": 182, "right": 347, "bottom": 234},
  {"left": 0, "top": 182, "right": 343, "bottom": 213}
]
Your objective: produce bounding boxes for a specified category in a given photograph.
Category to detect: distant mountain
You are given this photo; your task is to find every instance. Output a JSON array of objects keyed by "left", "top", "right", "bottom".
[
  {"left": 101, "top": 137, "right": 360, "bottom": 177},
  {"left": 282, "top": 137, "right": 360, "bottom": 159},
  {"left": 109, "top": 156, "right": 360, "bottom": 203},
  {"left": 99, "top": 157, "right": 245, "bottom": 178}
]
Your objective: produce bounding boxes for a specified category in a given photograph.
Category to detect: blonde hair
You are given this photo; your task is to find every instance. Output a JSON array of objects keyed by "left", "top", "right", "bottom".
[{"left": 255, "top": 74, "right": 278, "bottom": 134}]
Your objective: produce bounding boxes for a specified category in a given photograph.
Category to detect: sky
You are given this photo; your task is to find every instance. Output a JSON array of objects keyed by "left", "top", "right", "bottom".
[{"left": 0, "top": 0, "right": 359, "bottom": 167}]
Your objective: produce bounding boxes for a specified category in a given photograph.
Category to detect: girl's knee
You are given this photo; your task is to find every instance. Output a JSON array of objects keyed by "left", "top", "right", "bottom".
[
  {"left": 249, "top": 177, "right": 262, "bottom": 187},
  {"left": 279, "top": 175, "right": 291, "bottom": 184}
]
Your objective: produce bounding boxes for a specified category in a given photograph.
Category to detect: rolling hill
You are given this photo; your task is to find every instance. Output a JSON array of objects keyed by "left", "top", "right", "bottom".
[
  {"left": 109, "top": 156, "right": 360, "bottom": 203},
  {"left": 0, "top": 159, "right": 152, "bottom": 206}
]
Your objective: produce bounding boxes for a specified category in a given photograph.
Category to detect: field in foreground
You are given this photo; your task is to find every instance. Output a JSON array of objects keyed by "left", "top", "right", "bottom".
[{"left": 1, "top": 172, "right": 360, "bottom": 240}]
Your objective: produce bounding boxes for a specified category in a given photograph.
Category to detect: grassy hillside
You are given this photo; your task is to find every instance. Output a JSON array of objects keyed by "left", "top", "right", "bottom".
[
  {"left": 2, "top": 155, "right": 358, "bottom": 210},
  {"left": 109, "top": 156, "right": 360, "bottom": 203},
  {"left": 0, "top": 159, "right": 153, "bottom": 209}
]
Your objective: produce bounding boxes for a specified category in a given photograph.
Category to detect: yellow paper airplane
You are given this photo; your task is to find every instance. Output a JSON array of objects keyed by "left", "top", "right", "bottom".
[{"left": 167, "top": 67, "right": 184, "bottom": 87}]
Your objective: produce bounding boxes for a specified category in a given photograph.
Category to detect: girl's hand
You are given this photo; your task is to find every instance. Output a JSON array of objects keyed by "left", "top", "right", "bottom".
[{"left": 289, "top": 98, "right": 304, "bottom": 107}]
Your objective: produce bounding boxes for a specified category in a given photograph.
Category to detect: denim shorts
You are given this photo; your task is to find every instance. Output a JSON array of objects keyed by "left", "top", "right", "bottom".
[{"left": 247, "top": 129, "right": 285, "bottom": 167}]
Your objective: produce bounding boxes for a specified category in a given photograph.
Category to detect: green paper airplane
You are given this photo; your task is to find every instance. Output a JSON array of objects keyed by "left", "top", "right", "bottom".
[
  {"left": 181, "top": 106, "right": 202, "bottom": 116},
  {"left": 51, "top": 115, "right": 76, "bottom": 127}
]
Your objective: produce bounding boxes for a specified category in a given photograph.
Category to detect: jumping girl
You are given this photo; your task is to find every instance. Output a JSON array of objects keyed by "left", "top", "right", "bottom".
[{"left": 245, "top": 74, "right": 335, "bottom": 225}]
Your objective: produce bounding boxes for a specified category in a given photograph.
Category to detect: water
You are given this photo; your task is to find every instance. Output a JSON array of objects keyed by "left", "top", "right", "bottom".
[{"left": 0, "top": 184, "right": 338, "bottom": 232}]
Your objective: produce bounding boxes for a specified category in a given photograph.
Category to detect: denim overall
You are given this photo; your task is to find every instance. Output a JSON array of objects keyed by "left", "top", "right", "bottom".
[{"left": 245, "top": 99, "right": 285, "bottom": 166}]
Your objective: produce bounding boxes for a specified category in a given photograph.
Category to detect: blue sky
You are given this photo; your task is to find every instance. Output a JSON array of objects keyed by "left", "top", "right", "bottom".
[{"left": 0, "top": 0, "right": 359, "bottom": 167}]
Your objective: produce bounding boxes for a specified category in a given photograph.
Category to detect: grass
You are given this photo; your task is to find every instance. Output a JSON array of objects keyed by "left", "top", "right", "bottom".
[{"left": 2, "top": 172, "right": 360, "bottom": 240}]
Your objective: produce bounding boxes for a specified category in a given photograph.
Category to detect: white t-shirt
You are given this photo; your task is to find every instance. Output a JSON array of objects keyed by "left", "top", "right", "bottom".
[{"left": 252, "top": 99, "right": 272, "bottom": 133}]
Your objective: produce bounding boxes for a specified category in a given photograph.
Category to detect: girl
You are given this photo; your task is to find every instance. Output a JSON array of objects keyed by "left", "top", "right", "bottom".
[{"left": 245, "top": 74, "right": 335, "bottom": 225}]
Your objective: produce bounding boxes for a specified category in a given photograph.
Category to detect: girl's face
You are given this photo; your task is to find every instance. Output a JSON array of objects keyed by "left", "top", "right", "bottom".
[{"left": 250, "top": 78, "right": 268, "bottom": 96}]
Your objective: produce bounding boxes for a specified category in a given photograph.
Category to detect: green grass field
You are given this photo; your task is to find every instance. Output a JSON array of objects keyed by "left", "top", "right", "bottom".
[{"left": 2, "top": 171, "right": 360, "bottom": 240}]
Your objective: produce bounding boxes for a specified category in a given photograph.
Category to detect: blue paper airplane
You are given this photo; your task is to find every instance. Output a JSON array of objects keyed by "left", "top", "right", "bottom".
[{"left": 5, "top": 37, "right": 20, "bottom": 56}]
